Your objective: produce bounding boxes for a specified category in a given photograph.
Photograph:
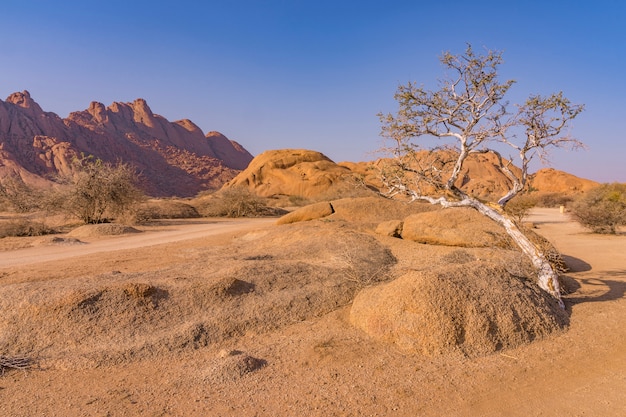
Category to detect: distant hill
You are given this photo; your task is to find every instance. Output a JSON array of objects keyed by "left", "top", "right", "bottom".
[
  {"left": 0, "top": 91, "right": 253, "bottom": 197},
  {"left": 0, "top": 91, "right": 599, "bottom": 200},
  {"left": 226, "top": 149, "right": 599, "bottom": 200}
]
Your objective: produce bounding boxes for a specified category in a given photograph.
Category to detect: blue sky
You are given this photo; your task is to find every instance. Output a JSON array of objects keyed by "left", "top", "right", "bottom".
[{"left": 1, "top": 0, "right": 625, "bottom": 182}]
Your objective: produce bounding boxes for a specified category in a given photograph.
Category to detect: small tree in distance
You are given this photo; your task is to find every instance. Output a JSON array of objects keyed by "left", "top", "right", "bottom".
[
  {"left": 378, "top": 44, "right": 584, "bottom": 308},
  {"left": 51, "top": 156, "right": 144, "bottom": 224}
]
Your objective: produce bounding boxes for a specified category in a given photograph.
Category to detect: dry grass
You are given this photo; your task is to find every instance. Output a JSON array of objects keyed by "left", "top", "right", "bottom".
[
  {"left": 133, "top": 200, "right": 201, "bottom": 222},
  {"left": 0, "top": 219, "right": 57, "bottom": 238}
]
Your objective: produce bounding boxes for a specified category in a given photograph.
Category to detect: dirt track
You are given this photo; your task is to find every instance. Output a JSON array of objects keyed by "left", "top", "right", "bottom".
[{"left": 0, "top": 218, "right": 275, "bottom": 268}]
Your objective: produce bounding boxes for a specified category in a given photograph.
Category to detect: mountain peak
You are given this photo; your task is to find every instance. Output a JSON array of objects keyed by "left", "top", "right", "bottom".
[
  {"left": 5, "top": 90, "right": 43, "bottom": 113},
  {"left": 0, "top": 92, "right": 254, "bottom": 197}
]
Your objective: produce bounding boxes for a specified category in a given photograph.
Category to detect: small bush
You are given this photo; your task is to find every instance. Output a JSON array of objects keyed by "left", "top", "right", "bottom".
[
  {"left": 533, "top": 192, "right": 574, "bottom": 208},
  {"left": 135, "top": 200, "right": 200, "bottom": 221},
  {"left": 0, "top": 219, "right": 56, "bottom": 238},
  {"left": 505, "top": 194, "right": 537, "bottom": 223},
  {"left": 0, "top": 176, "right": 43, "bottom": 213},
  {"left": 569, "top": 183, "right": 626, "bottom": 234},
  {"left": 197, "top": 187, "right": 287, "bottom": 218}
]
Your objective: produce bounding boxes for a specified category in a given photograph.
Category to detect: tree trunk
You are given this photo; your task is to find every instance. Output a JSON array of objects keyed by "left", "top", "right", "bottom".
[{"left": 420, "top": 195, "right": 565, "bottom": 308}]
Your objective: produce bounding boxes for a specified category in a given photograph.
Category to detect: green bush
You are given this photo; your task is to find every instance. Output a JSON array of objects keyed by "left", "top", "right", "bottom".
[{"left": 569, "top": 183, "right": 626, "bottom": 234}]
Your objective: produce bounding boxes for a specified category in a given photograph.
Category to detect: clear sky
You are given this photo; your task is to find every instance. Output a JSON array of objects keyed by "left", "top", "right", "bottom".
[{"left": 1, "top": 0, "right": 624, "bottom": 182}]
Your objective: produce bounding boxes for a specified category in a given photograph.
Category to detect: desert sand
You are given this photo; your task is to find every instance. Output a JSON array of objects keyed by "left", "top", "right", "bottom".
[{"left": 0, "top": 206, "right": 624, "bottom": 416}]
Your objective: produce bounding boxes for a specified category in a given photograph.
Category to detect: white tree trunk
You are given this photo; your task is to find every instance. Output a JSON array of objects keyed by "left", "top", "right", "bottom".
[{"left": 417, "top": 194, "right": 565, "bottom": 308}]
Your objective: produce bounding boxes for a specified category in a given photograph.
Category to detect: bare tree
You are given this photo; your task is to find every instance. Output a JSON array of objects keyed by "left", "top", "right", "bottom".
[{"left": 378, "top": 45, "right": 584, "bottom": 308}]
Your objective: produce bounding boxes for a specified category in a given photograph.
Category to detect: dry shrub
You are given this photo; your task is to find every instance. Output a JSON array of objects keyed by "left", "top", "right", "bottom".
[
  {"left": 569, "top": 183, "right": 626, "bottom": 234},
  {"left": 350, "top": 261, "right": 568, "bottom": 358},
  {"left": 0, "top": 176, "right": 44, "bottom": 212},
  {"left": 49, "top": 158, "right": 144, "bottom": 224},
  {"left": 134, "top": 200, "right": 200, "bottom": 221},
  {"left": 533, "top": 192, "right": 574, "bottom": 208},
  {"left": 0, "top": 219, "right": 56, "bottom": 238},
  {"left": 504, "top": 194, "right": 537, "bottom": 223},
  {"left": 196, "top": 187, "right": 286, "bottom": 218},
  {"left": 288, "top": 195, "right": 311, "bottom": 206}
]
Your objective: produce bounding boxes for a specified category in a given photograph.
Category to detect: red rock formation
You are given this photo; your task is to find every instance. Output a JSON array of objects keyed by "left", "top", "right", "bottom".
[{"left": 0, "top": 91, "right": 253, "bottom": 197}]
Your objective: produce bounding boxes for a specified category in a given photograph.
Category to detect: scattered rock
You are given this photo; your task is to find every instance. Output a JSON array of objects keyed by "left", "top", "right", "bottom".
[
  {"left": 204, "top": 351, "right": 267, "bottom": 383},
  {"left": 39, "top": 236, "right": 86, "bottom": 246},
  {"left": 67, "top": 224, "right": 142, "bottom": 238}
]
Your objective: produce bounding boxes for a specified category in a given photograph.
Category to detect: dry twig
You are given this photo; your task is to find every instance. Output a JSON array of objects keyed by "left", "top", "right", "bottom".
[{"left": 0, "top": 355, "right": 33, "bottom": 373}]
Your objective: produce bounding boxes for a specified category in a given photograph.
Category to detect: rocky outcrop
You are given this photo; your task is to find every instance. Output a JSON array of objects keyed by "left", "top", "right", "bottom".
[
  {"left": 350, "top": 262, "right": 569, "bottom": 358},
  {"left": 530, "top": 168, "right": 598, "bottom": 193},
  {"left": 224, "top": 149, "right": 353, "bottom": 197},
  {"left": 0, "top": 91, "right": 253, "bottom": 196}
]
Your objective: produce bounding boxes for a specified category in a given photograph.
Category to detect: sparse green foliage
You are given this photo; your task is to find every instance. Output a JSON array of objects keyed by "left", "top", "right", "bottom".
[
  {"left": 569, "top": 183, "right": 626, "bottom": 234},
  {"left": 50, "top": 157, "right": 144, "bottom": 224}
]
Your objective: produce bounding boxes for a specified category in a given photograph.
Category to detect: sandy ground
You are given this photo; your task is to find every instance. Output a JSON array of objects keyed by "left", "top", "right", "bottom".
[{"left": 0, "top": 209, "right": 625, "bottom": 416}]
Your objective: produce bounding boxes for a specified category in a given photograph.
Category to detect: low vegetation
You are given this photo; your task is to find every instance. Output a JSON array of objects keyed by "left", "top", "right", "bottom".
[
  {"left": 504, "top": 194, "right": 537, "bottom": 223},
  {"left": 133, "top": 200, "right": 201, "bottom": 223},
  {"left": 0, "top": 176, "right": 44, "bottom": 213},
  {"left": 195, "top": 187, "right": 287, "bottom": 218},
  {"left": 48, "top": 157, "right": 144, "bottom": 224},
  {"left": 0, "top": 219, "right": 56, "bottom": 238},
  {"left": 569, "top": 183, "right": 626, "bottom": 234}
]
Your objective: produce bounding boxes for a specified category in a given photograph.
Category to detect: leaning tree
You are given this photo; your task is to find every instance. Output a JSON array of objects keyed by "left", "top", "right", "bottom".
[{"left": 378, "top": 45, "right": 584, "bottom": 308}]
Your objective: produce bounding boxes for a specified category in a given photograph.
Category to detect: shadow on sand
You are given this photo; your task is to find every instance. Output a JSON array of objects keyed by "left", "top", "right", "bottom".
[
  {"left": 563, "top": 271, "right": 626, "bottom": 306},
  {"left": 556, "top": 253, "right": 626, "bottom": 306},
  {"left": 562, "top": 254, "right": 592, "bottom": 272}
]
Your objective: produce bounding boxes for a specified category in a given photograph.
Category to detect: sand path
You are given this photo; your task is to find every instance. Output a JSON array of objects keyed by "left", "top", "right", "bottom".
[{"left": 0, "top": 218, "right": 274, "bottom": 268}]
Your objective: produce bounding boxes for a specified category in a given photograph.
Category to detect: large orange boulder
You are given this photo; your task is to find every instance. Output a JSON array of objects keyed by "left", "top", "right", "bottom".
[{"left": 224, "top": 149, "right": 352, "bottom": 197}]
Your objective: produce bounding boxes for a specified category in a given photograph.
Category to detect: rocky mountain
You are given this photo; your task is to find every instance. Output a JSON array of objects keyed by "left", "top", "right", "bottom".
[{"left": 0, "top": 91, "right": 253, "bottom": 197}]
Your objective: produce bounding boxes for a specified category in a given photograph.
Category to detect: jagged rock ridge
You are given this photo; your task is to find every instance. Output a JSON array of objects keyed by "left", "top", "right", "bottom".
[{"left": 0, "top": 91, "right": 253, "bottom": 197}]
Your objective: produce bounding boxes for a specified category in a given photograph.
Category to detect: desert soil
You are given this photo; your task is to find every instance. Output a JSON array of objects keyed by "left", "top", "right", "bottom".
[{"left": 1, "top": 209, "right": 625, "bottom": 416}]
